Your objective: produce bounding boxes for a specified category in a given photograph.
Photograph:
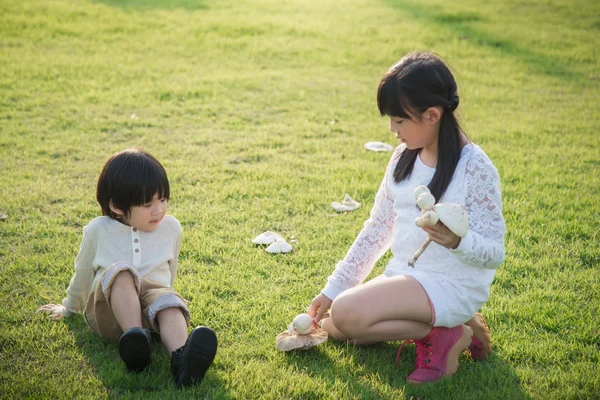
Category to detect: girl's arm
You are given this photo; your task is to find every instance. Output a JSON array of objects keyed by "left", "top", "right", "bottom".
[
  {"left": 321, "top": 148, "right": 400, "bottom": 300},
  {"left": 450, "top": 154, "right": 506, "bottom": 269}
]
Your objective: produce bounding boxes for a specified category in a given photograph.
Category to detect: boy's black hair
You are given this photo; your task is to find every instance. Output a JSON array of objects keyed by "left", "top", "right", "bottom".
[
  {"left": 96, "top": 148, "right": 170, "bottom": 219},
  {"left": 377, "top": 51, "right": 464, "bottom": 203}
]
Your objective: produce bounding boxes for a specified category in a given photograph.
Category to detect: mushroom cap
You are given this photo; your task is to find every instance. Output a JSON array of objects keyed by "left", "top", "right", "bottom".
[
  {"left": 331, "top": 194, "right": 361, "bottom": 212},
  {"left": 265, "top": 240, "right": 293, "bottom": 253},
  {"left": 275, "top": 328, "right": 329, "bottom": 351},
  {"left": 421, "top": 210, "right": 439, "bottom": 226},
  {"left": 289, "top": 313, "right": 313, "bottom": 335},
  {"left": 252, "top": 231, "right": 285, "bottom": 245},
  {"left": 364, "top": 141, "right": 395, "bottom": 152},
  {"left": 413, "top": 185, "right": 430, "bottom": 201},
  {"left": 434, "top": 203, "right": 469, "bottom": 238},
  {"left": 416, "top": 192, "right": 436, "bottom": 211}
]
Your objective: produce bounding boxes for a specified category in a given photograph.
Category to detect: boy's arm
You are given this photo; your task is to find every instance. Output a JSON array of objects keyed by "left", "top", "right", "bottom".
[
  {"left": 169, "top": 218, "right": 183, "bottom": 287},
  {"left": 61, "top": 226, "right": 97, "bottom": 313},
  {"left": 39, "top": 225, "right": 97, "bottom": 319}
]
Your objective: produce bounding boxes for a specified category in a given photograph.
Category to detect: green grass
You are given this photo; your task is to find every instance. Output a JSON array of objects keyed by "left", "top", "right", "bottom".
[{"left": 1, "top": 0, "right": 599, "bottom": 398}]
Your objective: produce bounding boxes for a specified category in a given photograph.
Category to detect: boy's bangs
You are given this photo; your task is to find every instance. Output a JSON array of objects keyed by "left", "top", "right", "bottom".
[{"left": 132, "top": 165, "right": 170, "bottom": 205}]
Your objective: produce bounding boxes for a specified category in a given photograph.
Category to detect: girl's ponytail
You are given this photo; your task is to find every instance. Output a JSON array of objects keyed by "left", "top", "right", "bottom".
[
  {"left": 377, "top": 52, "right": 466, "bottom": 203},
  {"left": 428, "top": 105, "right": 461, "bottom": 202}
]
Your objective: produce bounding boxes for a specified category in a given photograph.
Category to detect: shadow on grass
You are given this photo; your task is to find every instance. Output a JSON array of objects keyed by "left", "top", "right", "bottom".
[
  {"left": 64, "top": 317, "right": 232, "bottom": 398},
  {"left": 94, "top": 0, "right": 207, "bottom": 10},
  {"left": 283, "top": 339, "right": 530, "bottom": 399},
  {"left": 383, "top": 0, "right": 585, "bottom": 82}
]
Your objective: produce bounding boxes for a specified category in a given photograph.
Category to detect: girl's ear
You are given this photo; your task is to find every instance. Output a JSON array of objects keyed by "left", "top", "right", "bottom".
[
  {"left": 109, "top": 201, "right": 125, "bottom": 217},
  {"left": 424, "top": 107, "right": 442, "bottom": 125}
]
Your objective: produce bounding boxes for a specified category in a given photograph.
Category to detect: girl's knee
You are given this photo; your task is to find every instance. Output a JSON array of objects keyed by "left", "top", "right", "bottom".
[
  {"left": 331, "top": 297, "right": 363, "bottom": 338},
  {"left": 321, "top": 317, "right": 349, "bottom": 341}
]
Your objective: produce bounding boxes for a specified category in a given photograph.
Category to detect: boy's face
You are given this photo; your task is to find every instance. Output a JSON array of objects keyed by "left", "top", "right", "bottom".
[{"left": 112, "top": 193, "right": 168, "bottom": 232}]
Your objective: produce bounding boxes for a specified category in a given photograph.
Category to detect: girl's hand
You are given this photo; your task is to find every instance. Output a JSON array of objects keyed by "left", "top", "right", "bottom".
[
  {"left": 423, "top": 222, "right": 461, "bottom": 249},
  {"left": 37, "top": 304, "right": 71, "bottom": 320},
  {"left": 307, "top": 293, "right": 333, "bottom": 324}
]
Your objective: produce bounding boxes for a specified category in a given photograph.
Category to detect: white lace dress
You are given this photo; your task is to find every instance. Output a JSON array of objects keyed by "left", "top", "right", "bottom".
[{"left": 322, "top": 143, "right": 506, "bottom": 327}]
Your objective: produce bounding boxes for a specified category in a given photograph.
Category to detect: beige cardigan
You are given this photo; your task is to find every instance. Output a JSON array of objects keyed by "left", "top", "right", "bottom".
[{"left": 62, "top": 215, "right": 182, "bottom": 313}]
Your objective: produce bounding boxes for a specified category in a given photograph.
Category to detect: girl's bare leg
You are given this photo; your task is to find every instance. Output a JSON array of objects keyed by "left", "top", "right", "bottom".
[
  {"left": 111, "top": 270, "right": 143, "bottom": 331},
  {"left": 329, "top": 275, "right": 433, "bottom": 342},
  {"left": 156, "top": 307, "right": 188, "bottom": 355},
  {"left": 321, "top": 317, "right": 380, "bottom": 346}
]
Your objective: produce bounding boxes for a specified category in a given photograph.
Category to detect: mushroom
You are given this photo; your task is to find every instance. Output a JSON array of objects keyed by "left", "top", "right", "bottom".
[
  {"left": 276, "top": 313, "right": 329, "bottom": 351},
  {"left": 415, "top": 210, "right": 438, "bottom": 228},
  {"left": 364, "top": 141, "right": 395, "bottom": 152},
  {"left": 265, "top": 240, "right": 293, "bottom": 254},
  {"left": 252, "top": 231, "right": 285, "bottom": 245},
  {"left": 276, "top": 329, "right": 329, "bottom": 351},
  {"left": 416, "top": 192, "right": 436, "bottom": 211},
  {"left": 413, "top": 185, "right": 430, "bottom": 201},
  {"left": 288, "top": 313, "right": 313, "bottom": 335},
  {"left": 330, "top": 194, "right": 361, "bottom": 212},
  {"left": 408, "top": 186, "right": 469, "bottom": 267}
]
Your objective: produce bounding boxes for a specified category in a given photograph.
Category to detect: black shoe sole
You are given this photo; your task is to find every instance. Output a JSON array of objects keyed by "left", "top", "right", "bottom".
[
  {"left": 176, "top": 326, "right": 218, "bottom": 388},
  {"left": 119, "top": 328, "right": 152, "bottom": 372}
]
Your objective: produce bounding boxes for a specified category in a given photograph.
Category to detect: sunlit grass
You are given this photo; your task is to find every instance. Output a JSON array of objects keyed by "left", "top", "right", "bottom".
[{"left": 1, "top": 0, "right": 599, "bottom": 398}]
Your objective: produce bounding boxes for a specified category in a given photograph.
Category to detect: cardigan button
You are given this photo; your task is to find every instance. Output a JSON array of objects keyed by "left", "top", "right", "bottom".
[
  {"left": 134, "top": 239, "right": 139, "bottom": 243},
  {"left": 135, "top": 248, "right": 139, "bottom": 253},
  {"left": 133, "top": 228, "right": 137, "bottom": 232}
]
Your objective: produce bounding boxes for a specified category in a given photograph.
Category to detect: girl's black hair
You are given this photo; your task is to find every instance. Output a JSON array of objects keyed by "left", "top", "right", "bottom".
[
  {"left": 96, "top": 148, "right": 170, "bottom": 219},
  {"left": 377, "top": 51, "right": 464, "bottom": 202}
]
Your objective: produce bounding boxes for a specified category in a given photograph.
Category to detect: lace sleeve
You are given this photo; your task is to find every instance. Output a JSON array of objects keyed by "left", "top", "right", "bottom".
[
  {"left": 451, "top": 153, "right": 506, "bottom": 269},
  {"left": 321, "top": 149, "right": 400, "bottom": 300}
]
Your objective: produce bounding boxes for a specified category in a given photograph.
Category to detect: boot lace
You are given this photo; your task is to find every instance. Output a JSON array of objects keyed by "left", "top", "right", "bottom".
[{"left": 396, "top": 336, "right": 433, "bottom": 369}]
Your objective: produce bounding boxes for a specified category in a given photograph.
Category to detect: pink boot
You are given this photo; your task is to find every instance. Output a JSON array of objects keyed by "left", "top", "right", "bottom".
[
  {"left": 465, "top": 312, "right": 492, "bottom": 361},
  {"left": 397, "top": 325, "right": 473, "bottom": 384}
]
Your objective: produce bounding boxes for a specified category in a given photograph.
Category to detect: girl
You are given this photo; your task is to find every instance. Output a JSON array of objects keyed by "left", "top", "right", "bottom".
[
  {"left": 307, "top": 52, "right": 504, "bottom": 384},
  {"left": 37, "top": 148, "right": 218, "bottom": 388}
]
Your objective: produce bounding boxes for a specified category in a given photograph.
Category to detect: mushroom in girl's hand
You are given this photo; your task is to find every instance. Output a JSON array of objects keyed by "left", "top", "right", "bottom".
[
  {"left": 409, "top": 186, "right": 469, "bottom": 267},
  {"left": 252, "top": 231, "right": 285, "bottom": 245},
  {"left": 413, "top": 185, "right": 430, "bottom": 201},
  {"left": 416, "top": 192, "right": 436, "bottom": 211},
  {"left": 415, "top": 210, "right": 438, "bottom": 228},
  {"left": 288, "top": 313, "right": 313, "bottom": 335},
  {"left": 331, "top": 194, "right": 361, "bottom": 212},
  {"left": 275, "top": 313, "right": 329, "bottom": 351}
]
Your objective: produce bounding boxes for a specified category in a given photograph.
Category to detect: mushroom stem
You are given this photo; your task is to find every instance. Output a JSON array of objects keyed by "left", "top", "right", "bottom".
[{"left": 408, "top": 237, "right": 432, "bottom": 267}]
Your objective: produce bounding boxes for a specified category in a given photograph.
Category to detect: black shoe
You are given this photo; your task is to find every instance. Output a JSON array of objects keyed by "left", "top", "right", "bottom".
[
  {"left": 171, "top": 326, "right": 218, "bottom": 388},
  {"left": 118, "top": 327, "right": 152, "bottom": 372}
]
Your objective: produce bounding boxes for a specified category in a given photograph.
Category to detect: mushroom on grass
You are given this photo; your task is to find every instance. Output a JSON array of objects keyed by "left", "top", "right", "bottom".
[
  {"left": 275, "top": 313, "right": 329, "bottom": 351},
  {"left": 408, "top": 186, "right": 469, "bottom": 267}
]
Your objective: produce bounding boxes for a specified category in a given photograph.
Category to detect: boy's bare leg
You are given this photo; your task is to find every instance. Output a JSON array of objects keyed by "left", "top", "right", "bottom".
[
  {"left": 111, "top": 270, "right": 143, "bottom": 331},
  {"left": 156, "top": 307, "right": 188, "bottom": 355}
]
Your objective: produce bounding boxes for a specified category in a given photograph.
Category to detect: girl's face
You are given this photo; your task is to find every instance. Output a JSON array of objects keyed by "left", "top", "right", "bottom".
[
  {"left": 112, "top": 193, "right": 168, "bottom": 232},
  {"left": 389, "top": 109, "right": 440, "bottom": 150}
]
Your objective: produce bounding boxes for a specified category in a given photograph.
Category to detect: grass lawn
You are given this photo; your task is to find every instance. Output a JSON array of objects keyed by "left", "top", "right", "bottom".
[{"left": 1, "top": 0, "right": 599, "bottom": 398}]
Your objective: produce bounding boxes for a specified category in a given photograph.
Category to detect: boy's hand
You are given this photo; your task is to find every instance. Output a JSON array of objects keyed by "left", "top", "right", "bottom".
[
  {"left": 37, "top": 304, "right": 71, "bottom": 320},
  {"left": 307, "top": 293, "right": 333, "bottom": 324}
]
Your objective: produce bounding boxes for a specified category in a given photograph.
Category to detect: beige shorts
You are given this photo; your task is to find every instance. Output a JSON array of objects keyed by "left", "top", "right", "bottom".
[{"left": 84, "top": 262, "right": 190, "bottom": 342}]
